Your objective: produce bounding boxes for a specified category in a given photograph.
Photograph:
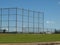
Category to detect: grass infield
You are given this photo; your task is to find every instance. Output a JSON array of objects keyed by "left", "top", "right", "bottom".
[{"left": 0, "top": 34, "right": 60, "bottom": 43}]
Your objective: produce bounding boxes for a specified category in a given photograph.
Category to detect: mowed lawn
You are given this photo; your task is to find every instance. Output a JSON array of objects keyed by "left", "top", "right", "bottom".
[{"left": 0, "top": 34, "right": 60, "bottom": 43}]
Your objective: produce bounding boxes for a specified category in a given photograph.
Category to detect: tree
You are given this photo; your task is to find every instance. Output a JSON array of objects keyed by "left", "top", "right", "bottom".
[{"left": 3, "top": 29, "right": 6, "bottom": 33}]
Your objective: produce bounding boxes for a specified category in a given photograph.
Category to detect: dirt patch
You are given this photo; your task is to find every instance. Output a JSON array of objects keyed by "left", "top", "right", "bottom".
[{"left": 0, "top": 42, "right": 60, "bottom": 45}]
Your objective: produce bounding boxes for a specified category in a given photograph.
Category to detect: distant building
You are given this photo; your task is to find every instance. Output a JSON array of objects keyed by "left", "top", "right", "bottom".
[{"left": 45, "top": 31, "right": 52, "bottom": 34}]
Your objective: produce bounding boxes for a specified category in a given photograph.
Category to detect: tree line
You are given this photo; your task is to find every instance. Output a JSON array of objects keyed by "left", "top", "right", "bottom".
[{"left": 54, "top": 29, "right": 60, "bottom": 34}]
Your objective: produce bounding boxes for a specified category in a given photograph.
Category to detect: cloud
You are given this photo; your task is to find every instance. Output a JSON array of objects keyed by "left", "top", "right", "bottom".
[{"left": 46, "top": 21, "right": 55, "bottom": 24}]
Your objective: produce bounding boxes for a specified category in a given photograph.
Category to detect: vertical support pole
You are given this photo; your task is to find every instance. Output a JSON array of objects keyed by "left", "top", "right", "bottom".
[
  {"left": 16, "top": 8, "right": 17, "bottom": 33},
  {"left": 33, "top": 11, "right": 34, "bottom": 34},
  {"left": 0, "top": 9, "right": 1, "bottom": 30},
  {"left": 8, "top": 8, "right": 9, "bottom": 32},
  {"left": 22, "top": 8, "right": 24, "bottom": 33},
  {"left": 0, "top": 8, "right": 2, "bottom": 31},
  {"left": 38, "top": 12, "right": 39, "bottom": 34},
  {"left": 0, "top": 8, "right": 1, "bottom": 30},
  {"left": 1, "top": 8, "right": 2, "bottom": 31},
  {"left": 43, "top": 12, "right": 44, "bottom": 34},
  {"left": 28, "top": 9, "right": 29, "bottom": 33}
]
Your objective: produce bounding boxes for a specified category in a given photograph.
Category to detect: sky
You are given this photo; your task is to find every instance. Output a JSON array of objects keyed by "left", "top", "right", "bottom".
[{"left": 0, "top": 0, "right": 60, "bottom": 29}]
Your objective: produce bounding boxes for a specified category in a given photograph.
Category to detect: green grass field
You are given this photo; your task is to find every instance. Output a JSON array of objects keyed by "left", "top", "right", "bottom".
[{"left": 0, "top": 34, "right": 60, "bottom": 43}]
